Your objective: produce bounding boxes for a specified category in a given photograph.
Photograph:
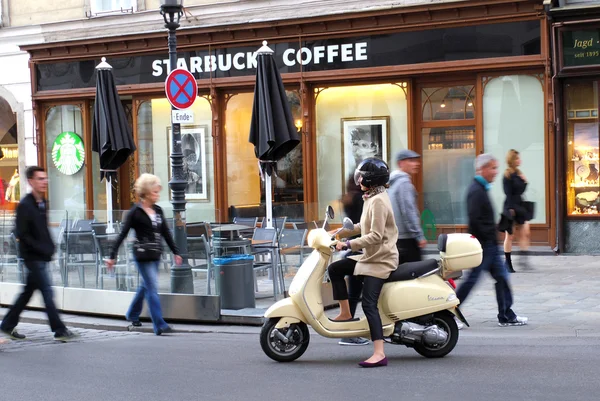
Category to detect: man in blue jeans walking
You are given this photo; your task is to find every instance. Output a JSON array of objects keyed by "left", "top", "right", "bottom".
[
  {"left": 1, "top": 166, "right": 77, "bottom": 341},
  {"left": 457, "top": 154, "right": 528, "bottom": 327}
]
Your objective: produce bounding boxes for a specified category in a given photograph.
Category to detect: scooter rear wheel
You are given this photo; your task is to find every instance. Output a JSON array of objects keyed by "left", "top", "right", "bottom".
[
  {"left": 260, "top": 318, "right": 310, "bottom": 362},
  {"left": 413, "top": 311, "right": 459, "bottom": 358}
]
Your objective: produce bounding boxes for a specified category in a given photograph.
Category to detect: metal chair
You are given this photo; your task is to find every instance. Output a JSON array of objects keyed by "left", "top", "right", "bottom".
[
  {"left": 188, "top": 234, "right": 216, "bottom": 295},
  {"left": 57, "top": 229, "right": 98, "bottom": 288},
  {"left": 279, "top": 228, "right": 310, "bottom": 270},
  {"left": 233, "top": 217, "right": 259, "bottom": 238},
  {"left": 259, "top": 216, "right": 287, "bottom": 230},
  {"left": 251, "top": 228, "right": 284, "bottom": 297},
  {"left": 93, "top": 231, "right": 137, "bottom": 291},
  {"left": 0, "top": 232, "right": 25, "bottom": 284},
  {"left": 292, "top": 222, "right": 310, "bottom": 230}
]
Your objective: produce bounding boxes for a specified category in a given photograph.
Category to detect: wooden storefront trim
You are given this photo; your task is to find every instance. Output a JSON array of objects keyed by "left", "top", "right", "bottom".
[
  {"left": 31, "top": 55, "right": 545, "bottom": 102},
  {"left": 22, "top": 1, "right": 543, "bottom": 62}
]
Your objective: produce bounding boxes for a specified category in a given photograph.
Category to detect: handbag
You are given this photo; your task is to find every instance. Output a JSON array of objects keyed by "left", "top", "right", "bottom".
[
  {"left": 133, "top": 238, "right": 162, "bottom": 262},
  {"left": 133, "top": 205, "right": 163, "bottom": 261},
  {"left": 523, "top": 201, "right": 535, "bottom": 221}
]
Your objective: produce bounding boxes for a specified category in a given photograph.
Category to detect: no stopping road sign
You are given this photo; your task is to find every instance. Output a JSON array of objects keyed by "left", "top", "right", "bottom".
[{"left": 165, "top": 68, "right": 197, "bottom": 110}]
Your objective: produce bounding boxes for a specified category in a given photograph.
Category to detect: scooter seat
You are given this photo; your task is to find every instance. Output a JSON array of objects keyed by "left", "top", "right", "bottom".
[{"left": 386, "top": 259, "right": 438, "bottom": 282}]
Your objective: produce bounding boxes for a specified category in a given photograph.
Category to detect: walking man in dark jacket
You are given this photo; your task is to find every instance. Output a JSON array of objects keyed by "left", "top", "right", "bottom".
[
  {"left": 456, "top": 154, "right": 528, "bottom": 327},
  {"left": 0, "top": 166, "right": 77, "bottom": 341}
]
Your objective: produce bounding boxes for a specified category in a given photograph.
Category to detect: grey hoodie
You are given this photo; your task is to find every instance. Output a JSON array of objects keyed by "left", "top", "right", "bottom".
[{"left": 388, "top": 170, "right": 425, "bottom": 241}]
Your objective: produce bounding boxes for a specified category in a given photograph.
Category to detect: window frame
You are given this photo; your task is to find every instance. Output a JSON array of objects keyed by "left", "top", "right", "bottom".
[{"left": 89, "top": 0, "right": 137, "bottom": 15}]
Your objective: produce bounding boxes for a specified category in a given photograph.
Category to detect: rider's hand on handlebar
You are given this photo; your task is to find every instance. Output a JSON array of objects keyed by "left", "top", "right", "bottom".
[{"left": 335, "top": 241, "right": 348, "bottom": 251}]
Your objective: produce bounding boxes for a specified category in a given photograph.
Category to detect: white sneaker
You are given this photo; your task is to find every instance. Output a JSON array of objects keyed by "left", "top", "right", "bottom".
[
  {"left": 454, "top": 316, "right": 465, "bottom": 330},
  {"left": 498, "top": 316, "right": 528, "bottom": 327}
]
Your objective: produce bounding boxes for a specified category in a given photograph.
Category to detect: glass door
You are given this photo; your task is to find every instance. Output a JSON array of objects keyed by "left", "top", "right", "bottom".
[{"left": 420, "top": 85, "right": 476, "bottom": 226}]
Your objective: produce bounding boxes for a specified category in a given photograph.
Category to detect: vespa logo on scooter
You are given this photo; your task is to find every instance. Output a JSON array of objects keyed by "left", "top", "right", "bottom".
[{"left": 428, "top": 295, "right": 444, "bottom": 301}]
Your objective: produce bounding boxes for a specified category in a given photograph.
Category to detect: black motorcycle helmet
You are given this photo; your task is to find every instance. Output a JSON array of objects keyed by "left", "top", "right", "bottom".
[{"left": 354, "top": 157, "right": 390, "bottom": 188}]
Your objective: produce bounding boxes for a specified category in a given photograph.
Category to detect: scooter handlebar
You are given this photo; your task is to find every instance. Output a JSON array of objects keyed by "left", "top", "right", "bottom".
[{"left": 330, "top": 240, "right": 348, "bottom": 251}]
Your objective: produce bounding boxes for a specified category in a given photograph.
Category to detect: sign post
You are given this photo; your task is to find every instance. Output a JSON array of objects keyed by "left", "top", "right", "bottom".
[{"left": 165, "top": 67, "right": 197, "bottom": 293}]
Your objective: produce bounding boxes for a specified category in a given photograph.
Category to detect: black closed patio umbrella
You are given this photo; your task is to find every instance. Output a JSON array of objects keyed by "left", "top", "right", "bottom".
[
  {"left": 92, "top": 57, "right": 136, "bottom": 232},
  {"left": 249, "top": 41, "right": 300, "bottom": 229}
]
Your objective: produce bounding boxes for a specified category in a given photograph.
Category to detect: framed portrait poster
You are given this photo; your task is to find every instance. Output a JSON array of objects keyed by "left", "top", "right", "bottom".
[
  {"left": 341, "top": 116, "right": 390, "bottom": 192},
  {"left": 167, "top": 125, "right": 208, "bottom": 201}
]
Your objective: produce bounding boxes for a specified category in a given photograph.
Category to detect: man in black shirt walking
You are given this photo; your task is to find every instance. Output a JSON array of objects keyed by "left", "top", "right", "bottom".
[
  {"left": 456, "top": 154, "right": 528, "bottom": 327},
  {"left": 1, "top": 166, "right": 77, "bottom": 341}
]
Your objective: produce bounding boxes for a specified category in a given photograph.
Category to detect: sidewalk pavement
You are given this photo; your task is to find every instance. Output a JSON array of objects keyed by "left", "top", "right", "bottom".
[{"left": 2, "top": 254, "right": 600, "bottom": 339}]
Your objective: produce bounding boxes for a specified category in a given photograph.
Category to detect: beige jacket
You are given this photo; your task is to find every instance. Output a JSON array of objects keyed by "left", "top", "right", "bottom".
[{"left": 338, "top": 191, "right": 399, "bottom": 279}]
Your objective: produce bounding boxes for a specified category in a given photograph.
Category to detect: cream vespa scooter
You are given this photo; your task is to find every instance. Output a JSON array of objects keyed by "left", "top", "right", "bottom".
[{"left": 260, "top": 206, "right": 483, "bottom": 362}]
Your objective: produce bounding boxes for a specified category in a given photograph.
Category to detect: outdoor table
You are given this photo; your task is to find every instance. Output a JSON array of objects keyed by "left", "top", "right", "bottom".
[{"left": 211, "top": 223, "right": 253, "bottom": 241}]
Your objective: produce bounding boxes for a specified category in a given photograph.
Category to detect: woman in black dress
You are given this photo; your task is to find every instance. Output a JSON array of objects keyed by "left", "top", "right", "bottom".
[{"left": 502, "top": 149, "right": 532, "bottom": 272}]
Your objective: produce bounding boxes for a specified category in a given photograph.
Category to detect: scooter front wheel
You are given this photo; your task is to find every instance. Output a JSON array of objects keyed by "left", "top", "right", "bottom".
[{"left": 260, "top": 318, "right": 310, "bottom": 362}]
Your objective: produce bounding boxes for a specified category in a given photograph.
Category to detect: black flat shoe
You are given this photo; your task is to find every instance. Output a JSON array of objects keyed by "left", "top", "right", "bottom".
[
  {"left": 330, "top": 317, "right": 359, "bottom": 322},
  {"left": 131, "top": 321, "right": 142, "bottom": 327},
  {"left": 156, "top": 325, "right": 174, "bottom": 336}
]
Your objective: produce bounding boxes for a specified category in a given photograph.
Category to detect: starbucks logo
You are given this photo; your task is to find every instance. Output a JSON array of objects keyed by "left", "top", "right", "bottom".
[{"left": 52, "top": 132, "right": 85, "bottom": 176}]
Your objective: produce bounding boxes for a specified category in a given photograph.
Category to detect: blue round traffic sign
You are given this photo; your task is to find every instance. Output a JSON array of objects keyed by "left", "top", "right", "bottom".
[{"left": 165, "top": 69, "right": 197, "bottom": 110}]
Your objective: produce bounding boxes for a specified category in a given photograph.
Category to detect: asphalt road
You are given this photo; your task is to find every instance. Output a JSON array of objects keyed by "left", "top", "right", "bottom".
[{"left": 1, "top": 325, "right": 599, "bottom": 401}]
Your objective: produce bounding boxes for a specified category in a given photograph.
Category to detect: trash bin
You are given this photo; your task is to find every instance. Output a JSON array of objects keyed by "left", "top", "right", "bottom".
[{"left": 213, "top": 254, "right": 256, "bottom": 310}]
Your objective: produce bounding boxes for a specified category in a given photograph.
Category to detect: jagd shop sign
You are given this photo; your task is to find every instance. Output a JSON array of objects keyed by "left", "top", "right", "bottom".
[{"left": 562, "top": 29, "right": 600, "bottom": 67}]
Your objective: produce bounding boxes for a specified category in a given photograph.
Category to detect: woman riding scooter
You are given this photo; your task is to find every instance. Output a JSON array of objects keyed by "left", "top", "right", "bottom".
[{"left": 328, "top": 157, "right": 399, "bottom": 368}]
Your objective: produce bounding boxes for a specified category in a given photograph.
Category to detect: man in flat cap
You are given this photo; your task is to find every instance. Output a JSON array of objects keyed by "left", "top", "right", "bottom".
[{"left": 388, "top": 149, "right": 427, "bottom": 264}]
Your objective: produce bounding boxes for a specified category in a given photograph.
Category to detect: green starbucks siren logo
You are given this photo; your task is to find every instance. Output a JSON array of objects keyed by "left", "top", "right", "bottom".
[{"left": 52, "top": 132, "right": 85, "bottom": 176}]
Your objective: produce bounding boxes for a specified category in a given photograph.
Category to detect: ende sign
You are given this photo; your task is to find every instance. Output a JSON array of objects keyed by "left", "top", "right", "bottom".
[
  {"left": 151, "top": 42, "right": 368, "bottom": 77},
  {"left": 52, "top": 132, "right": 85, "bottom": 176}
]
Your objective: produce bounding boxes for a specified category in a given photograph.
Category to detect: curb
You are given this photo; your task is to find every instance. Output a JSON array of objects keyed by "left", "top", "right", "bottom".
[{"left": 11, "top": 315, "right": 261, "bottom": 336}]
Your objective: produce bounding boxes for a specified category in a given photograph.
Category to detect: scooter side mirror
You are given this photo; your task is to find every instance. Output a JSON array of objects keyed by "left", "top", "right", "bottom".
[
  {"left": 342, "top": 217, "right": 354, "bottom": 230},
  {"left": 326, "top": 206, "right": 335, "bottom": 220}
]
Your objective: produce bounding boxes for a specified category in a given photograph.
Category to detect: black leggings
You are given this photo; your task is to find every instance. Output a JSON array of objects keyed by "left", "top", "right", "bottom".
[{"left": 327, "top": 258, "right": 386, "bottom": 341}]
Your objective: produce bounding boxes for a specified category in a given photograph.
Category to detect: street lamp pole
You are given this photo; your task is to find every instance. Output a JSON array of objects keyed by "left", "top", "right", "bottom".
[{"left": 160, "top": 0, "right": 193, "bottom": 294}]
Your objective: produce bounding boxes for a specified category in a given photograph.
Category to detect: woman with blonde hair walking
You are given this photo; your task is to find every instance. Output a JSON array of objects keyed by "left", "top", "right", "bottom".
[
  {"left": 106, "top": 173, "right": 182, "bottom": 335},
  {"left": 502, "top": 149, "right": 532, "bottom": 272}
]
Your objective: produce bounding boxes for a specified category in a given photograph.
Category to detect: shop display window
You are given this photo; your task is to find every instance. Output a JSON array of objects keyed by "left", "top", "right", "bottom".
[
  {"left": 135, "top": 97, "right": 216, "bottom": 223},
  {"left": 45, "top": 104, "right": 86, "bottom": 217},
  {"left": 565, "top": 81, "right": 600, "bottom": 216},
  {"left": 0, "top": 96, "right": 19, "bottom": 210},
  {"left": 315, "top": 83, "right": 408, "bottom": 216},
  {"left": 483, "top": 75, "right": 546, "bottom": 224}
]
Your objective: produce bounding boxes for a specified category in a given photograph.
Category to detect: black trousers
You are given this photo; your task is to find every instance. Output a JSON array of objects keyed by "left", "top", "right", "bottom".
[
  {"left": 0, "top": 260, "right": 66, "bottom": 333},
  {"left": 397, "top": 238, "right": 422, "bottom": 264},
  {"left": 328, "top": 258, "right": 385, "bottom": 341}
]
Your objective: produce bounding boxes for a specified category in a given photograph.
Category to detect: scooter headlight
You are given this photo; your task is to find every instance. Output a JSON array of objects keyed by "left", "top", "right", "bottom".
[{"left": 447, "top": 294, "right": 457, "bottom": 302}]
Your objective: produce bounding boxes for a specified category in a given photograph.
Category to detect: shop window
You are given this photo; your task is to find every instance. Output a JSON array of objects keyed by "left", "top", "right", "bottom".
[
  {"left": 135, "top": 97, "right": 216, "bottom": 223},
  {"left": 483, "top": 75, "right": 546, "bottom": 223},
  {"left": 45, "top": 105, "right": 86, "bottom": 217},
  {"left": 225, "top": 91, "right": 304, "bottom": 223},
  {"left": 316, "top": 83, "right": 408, "bottom": 216},
  {"left": 422, "top": 86, "right": 475, "bottom": 121},
  {"left": 421, "top": 85, "right": 476, "bottom": 225},
  {"left": 0, "top": 96, "right": 19, "bottom": 211},
  {"left": 565, "top": 80, "right": 600, "bottom": 216}
]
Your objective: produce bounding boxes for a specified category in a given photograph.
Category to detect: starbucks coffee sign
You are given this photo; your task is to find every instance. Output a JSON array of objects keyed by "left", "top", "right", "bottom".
[{"left": 52, "top": 132, "right": 85, "bottom": 175}]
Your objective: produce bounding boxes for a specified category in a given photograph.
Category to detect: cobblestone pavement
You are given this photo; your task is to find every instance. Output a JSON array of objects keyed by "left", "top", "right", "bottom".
[{"left": 0, "top": 323, "right": 144, "bottom": 353}]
